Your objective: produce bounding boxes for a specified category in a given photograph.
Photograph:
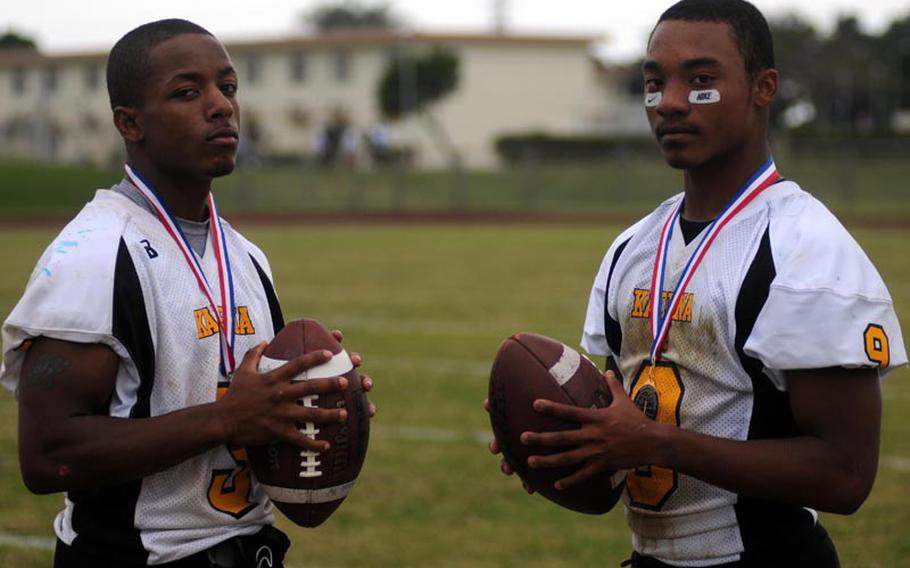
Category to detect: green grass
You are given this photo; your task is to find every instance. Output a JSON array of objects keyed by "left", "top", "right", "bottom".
[
  {"left": 2, "top": 155, "right": 910, "bottom": 221},
  {"left": 0, "top": 221, "right": 907, "bottom": 567}
]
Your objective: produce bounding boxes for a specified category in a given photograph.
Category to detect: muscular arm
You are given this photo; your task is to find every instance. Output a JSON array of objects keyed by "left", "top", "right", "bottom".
[
  {"left": 18, "top": 337, "right": 348, "bottom": 494},
  {"left": 654, "top": 366, "right": 880, "bottom": 514},
  {"left": 525, "top": 361, "right": 881, "bottom": 515}
]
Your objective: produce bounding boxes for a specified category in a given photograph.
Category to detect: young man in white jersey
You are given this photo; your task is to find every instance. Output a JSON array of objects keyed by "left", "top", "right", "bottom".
[
  {"left": 1, "top": 19, "right": 374, "bottom": 567},
  {"left": 487, "top": 1, "right": 906, "bottom": 566}
]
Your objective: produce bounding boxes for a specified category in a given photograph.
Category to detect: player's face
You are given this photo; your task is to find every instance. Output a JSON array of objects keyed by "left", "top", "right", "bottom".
[
  {"left": 643, "top": 20, "right": 758, "bottom": 170},
  {"left": 137, "top": 33, "right": 240, "bottom": 179}
]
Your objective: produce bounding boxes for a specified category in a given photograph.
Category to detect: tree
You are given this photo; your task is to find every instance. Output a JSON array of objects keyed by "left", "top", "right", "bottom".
[
  {"left": 378, "top": 47, "right": 459, "bottom": 119},
  {"left": 377, "top": 46, "right": 461, "bottom": 168},
  {"left": 874, "top": 14, "right": 910, "bottom": 111},
  {"left": 770, "top": 14, "right": 893, "bottom": 131},
  {"left": 0, "top": 29, "right": 37, "bottom": 50},
  {"left": 768, "top": 14, "right": 823, "bottom": 128},
  {"left": 304, "top": 1, "right": 398, "bottom": 32}
]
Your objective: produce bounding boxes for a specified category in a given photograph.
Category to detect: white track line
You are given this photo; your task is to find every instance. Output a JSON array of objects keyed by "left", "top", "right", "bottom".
[
  {"left": 0, "top": 532, "right": 55, "bottom": 550},
  {"left": 384, "top": 425, "right": 491, "bottom": 444},
  {"left": 884, "top": 456, "right": 910, "bottom": 472}
]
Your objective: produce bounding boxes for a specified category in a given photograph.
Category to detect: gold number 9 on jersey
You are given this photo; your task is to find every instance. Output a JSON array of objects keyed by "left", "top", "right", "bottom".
[
  {"left": 626, "top": 361, "right": 685, "bottom": 510},
  {"left": 864, "top": 324, "right": 890, "bottom": 368}
]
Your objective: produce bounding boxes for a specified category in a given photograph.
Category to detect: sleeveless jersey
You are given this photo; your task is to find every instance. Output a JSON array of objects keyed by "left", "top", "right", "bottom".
[
  {"left": 1, "top": 189, "right": 285, "bottom": 565},
  {"left": 581, "top": 181, "right": 906, "bottom": 566}
]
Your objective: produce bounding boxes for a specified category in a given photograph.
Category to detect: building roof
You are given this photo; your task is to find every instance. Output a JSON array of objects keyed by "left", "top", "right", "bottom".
[{"left": 0, "top": 30, "right": 598, "bottom": 66}]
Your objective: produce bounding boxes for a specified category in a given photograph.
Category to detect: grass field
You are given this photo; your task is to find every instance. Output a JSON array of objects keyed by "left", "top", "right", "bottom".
[{"left": 0, "top": 220, "right": 908, "bottom": 567}]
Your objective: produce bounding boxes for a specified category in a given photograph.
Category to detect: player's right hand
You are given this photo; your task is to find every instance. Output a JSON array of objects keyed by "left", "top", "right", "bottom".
[
  {"left": 483, "top": 398, "right": 534, "bottom": 494},
  {"left": 217, "top": 342, "right": 349, "bottom": 451}
]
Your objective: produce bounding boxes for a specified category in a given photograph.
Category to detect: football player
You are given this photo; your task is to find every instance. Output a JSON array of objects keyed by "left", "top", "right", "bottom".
[
  {"left": 488, "top": 1, "right": 906, "bottom": 566},
  {"left": 1, "top": 19, "right": 374, "bottom": 567}
]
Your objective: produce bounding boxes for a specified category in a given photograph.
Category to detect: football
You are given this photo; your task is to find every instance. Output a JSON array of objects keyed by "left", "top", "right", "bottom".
[
  {"left": 488, "top": 332, "right": 624, "bottom": 514},
  {"left": 248, "top": 319, "right": 370, "bottom": 527}
]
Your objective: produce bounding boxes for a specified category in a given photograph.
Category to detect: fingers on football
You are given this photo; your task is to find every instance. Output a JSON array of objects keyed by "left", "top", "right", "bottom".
[
  {"left": 270, "top": 350, "right": 338, "bottom": 381},
  {"left": 555, "top": 461, "right": 603, "bottom": 490},
  {"left": 488, "top": 437, "right": 501, "bottom": 455},
  {"left": 521, "top": 428, "right": 583, "bottom": 447},
  {"left": 604, "top": 370, "right": 625, "bottom": 398},
  {"left": 331, "top": 329, "right": 344, "bottom": 343},
  {"left": 533, "top": 399, "right": 593, "bottom": 422},
  {"left": 285, "top": 429, "right": 331, "bottom": 452},
  {"left": 238, "top": 341, "right": 268, "bottom": 371},
  {"left": 483, "top": 398, "right": 491, "bottom": 413},
  {"left": 527, "top": 447, "right": 587, "bottom": 469},
  {"left": 290, "top": 404, "right": 347, "bottom": 425},
  {"left": 283, "top": 376, "right": 348, "bottom": 399},
  {"left": 360, "top": 374, "right": 374, "bottom": 392}
]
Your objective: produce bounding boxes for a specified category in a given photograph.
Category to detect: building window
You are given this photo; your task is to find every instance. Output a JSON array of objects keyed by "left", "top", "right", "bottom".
[
  {"left": 12, "top": 67, "right": 26, "bottom": 95},
  {"left": 85, "top": 64, "right": 101, "bottom": 92},
  {"left": 245, "top": 55, "right": 261, "bottom": 85},
  {"left": 333, "top": 49, "right": 351, "bottom": 82},
  {"left": 44, "top": 65, "right": 58, "bottom": 92},
  {"left": 289, "top": 52, "right": 307, "bottom": 82}
]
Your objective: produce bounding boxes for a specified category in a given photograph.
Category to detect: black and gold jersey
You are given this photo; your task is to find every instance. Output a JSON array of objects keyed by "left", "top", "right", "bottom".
[
  {"left": 1, "top": 187, "right": 283, "bottom": 565},
  {"left": 582, "top": 180, "right": 905, "bottom": 566}
]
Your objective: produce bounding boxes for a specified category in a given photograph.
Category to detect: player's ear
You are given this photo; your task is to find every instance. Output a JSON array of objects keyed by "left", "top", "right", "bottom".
[
  {"left": 113, "top": 105, "right": 144, "bottom": 143},
  {"left": 752, "top": 68, "right": 778, "bottom": 109}
]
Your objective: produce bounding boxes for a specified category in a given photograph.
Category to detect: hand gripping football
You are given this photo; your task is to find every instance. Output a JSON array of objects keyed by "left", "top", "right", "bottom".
[
  {"left": 248, "top": 319, "right": 370, "bottom": 527},
  {"left": 488, "top": 332, "right": 624, "bottom": 514}
]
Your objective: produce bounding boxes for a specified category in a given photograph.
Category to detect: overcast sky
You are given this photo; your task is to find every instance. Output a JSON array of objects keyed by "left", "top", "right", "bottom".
[{"left": 4, "top": 0, "right": 910, "bottom": 61}]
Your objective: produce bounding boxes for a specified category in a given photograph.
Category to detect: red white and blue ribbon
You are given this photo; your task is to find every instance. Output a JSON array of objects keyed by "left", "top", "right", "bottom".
[
  {"left": 648, "top": 158, "right": 779, "bottom": 365},
  {"left": 124, "top": 163, "right": 237, "bottom": 376}
]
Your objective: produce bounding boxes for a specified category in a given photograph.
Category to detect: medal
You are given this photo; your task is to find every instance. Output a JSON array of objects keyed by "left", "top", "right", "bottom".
[
  {"left": 647, "top": 159, "right": 780, "bottom": 369},
  {"left": 124, "top": 163, "right": 237, "bottom": 377}
]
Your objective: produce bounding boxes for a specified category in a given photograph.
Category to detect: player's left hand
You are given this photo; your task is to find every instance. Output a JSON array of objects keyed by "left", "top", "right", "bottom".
[
  {"left": 332, "top": 329, "right": 377, "bottom": 418},
  {"left": 520, "top": 370, "right": 654, "bottom": 490}
]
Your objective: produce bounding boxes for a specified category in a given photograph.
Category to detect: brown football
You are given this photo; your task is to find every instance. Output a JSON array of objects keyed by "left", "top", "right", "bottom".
[
  {"left": 248, "top": 319, "right": 370, "bottom": 527},
  {"left": 488, "top": 332, "right": 624, "bottom": 514}
]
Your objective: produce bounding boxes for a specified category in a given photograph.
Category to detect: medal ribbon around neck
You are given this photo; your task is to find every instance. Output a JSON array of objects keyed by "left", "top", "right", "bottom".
[
  {"left": 124, "top": 163, "right": 237, "bottom": 376},
  {"left": 648, "top": 158, "right": 779, "bottom": 366}
]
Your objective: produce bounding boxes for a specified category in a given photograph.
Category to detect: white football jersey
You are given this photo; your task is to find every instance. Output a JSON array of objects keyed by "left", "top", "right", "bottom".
[
  {"left": 1, "top": 189, "right": 284, "bottom": 565},
  {"left": 582, "top": 180, "right": 906, "bottom": 566}
]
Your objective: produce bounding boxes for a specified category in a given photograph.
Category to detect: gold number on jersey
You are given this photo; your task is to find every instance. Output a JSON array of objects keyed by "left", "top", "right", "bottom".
[
  {"left": 863, "top": 324, "right": 890, "bottom": 368},
  {"left": 626, "top": 361, "right": 684, "bottom": 510},
  {"left": 207, "top": 384, "right": 256, "bottom": 518}
]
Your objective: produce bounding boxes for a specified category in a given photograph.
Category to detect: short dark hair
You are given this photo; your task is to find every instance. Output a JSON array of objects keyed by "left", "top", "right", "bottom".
[
  {"left": 106, "top": 19, "right": 213, "bottom": 109},
  {"left": 655, "top": 0, "right": 775, "bottom": 75}
]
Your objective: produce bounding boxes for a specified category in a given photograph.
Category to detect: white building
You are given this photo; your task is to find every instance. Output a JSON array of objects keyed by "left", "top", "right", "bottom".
[{"left": 0, "top": 30, "right": 645, "bottom": 169}]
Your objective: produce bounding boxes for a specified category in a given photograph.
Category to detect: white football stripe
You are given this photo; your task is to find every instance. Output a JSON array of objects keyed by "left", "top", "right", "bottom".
[
  {"left": 259, "top": 350, "right": 354, "bottom": 380},
  {"left": 548, "top": 345, "right": 581, "bottom": 386},
  {"left": 259, "top": 480, "right": 356, "bottom": 504}
]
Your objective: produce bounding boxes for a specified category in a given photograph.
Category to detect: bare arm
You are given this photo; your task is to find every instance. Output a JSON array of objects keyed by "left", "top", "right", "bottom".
[
  {"left": 524, "top": 362, "right": 881, "bottom": 514},
  {"left": 18, "top": 337, "right": 350, "bottom": 494},
  {"left": 654, "top": 366, "right": 880, "bottom": 513}
]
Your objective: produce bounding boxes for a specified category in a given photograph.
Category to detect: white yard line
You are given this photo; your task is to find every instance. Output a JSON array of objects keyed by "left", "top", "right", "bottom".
[
  {"left": 382, "top": 425, "right": 491, "bottom": 445},
  {"left": 883, "top": 455, "right": 910, "bottom": 472},
  {"left": 0, "top": 532, "right": 55, "bottom": 550}
]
